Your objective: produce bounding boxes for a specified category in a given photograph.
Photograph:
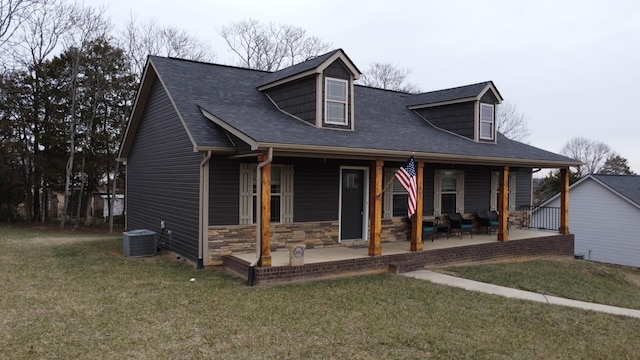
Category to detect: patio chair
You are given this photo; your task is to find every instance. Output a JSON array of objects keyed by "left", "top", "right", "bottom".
[
  {"left": 476, "top": 210, "right": 499, "bottom": 234},
  {"left": 447, "top": 212, "right": 473, "bottom": 238},
  {"left": 422, "top": 221, "right": 435, "bottom": 242}
]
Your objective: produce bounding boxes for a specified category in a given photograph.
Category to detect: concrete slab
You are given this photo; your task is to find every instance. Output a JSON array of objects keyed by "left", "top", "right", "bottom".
[{"left": 402, "top": 270, "right": 640, "bottom": 319}]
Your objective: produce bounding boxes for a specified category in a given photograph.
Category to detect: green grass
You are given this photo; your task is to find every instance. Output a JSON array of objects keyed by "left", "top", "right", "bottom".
[
  {"left": 2, "top": 226, "right": 640, "bottom": 359},
  {"left": 442, "top": 258, "right": 640, "bottom": 310}
]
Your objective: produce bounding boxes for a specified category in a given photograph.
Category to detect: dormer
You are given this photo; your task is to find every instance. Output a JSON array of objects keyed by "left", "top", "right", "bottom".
[
  {"left": 405, "top": 81, "right": 503, "bottom": 143},
  {"left": 257, "top": 49, "right": 361, "bottom": 130}
]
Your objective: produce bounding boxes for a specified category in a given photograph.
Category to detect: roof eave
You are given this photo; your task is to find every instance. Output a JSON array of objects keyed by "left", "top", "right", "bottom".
[{"left": 253, "top": 142, "right": 581, "bottom": 167}]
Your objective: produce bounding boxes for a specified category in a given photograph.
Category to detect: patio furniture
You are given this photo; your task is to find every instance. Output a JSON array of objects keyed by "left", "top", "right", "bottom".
[
  {"left": 423, "top": 221, "right": 435, "bottom": 242},
  {"left": 476, "top": 210, "right": 499, "bottom": 234},
  {"left": 423, "top": 218, "right": 450, "bottom": 242},
  {"left": 447, "top": 212, "right": 473, "bottom": 238}
]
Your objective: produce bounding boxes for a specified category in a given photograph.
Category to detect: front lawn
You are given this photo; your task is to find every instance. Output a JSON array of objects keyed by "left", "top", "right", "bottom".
[{"left": 1, "top": 226, "right": 639, "bottom": 359}]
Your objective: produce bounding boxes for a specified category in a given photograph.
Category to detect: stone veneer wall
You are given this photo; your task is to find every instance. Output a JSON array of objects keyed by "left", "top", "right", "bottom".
[
  {"left": 208, "top": 219, "right": 412, "bottom": 266},
  {"left": 208, "top": 221, "right": 339, "bottom": 265}
]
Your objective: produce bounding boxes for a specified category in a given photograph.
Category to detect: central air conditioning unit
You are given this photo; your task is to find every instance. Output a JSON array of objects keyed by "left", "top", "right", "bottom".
[{"left": 122, "top": 229, "right": 157, "bottom": 257}]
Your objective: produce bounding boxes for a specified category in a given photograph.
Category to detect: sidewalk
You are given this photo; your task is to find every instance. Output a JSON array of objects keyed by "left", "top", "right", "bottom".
[{"left": 402, "top": 270, "right": 640, "bottom": 319}]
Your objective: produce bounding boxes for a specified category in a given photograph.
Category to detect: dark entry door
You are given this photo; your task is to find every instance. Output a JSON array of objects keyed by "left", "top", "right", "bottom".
[{"left": 341, "top": 169, "right": 364, "bottom": 240}]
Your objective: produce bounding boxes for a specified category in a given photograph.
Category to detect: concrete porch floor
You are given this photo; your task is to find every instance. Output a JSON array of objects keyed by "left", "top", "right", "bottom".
[{"left": 232, "top": 228, "right": 558, "bottom": 267}]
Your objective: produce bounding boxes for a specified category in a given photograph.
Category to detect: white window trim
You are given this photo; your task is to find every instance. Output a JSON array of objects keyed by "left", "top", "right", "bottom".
[
  {"left": 434, "top": 170, "right": 464, "bottom": 216},
  {"left": 491, "top": 171, "right": 516, "bottom": 212},
  {"left": 480, "top": 103, "right": 495, "bottom": 140},
  {"left": 324, "top": 77, "right": 348, "bottom": 125},
  {"left": 383, "top": 168, "right": 409, "bottom": 219},
  {"left": 239, "top": 164, "right": 293, "bottom": 225}
]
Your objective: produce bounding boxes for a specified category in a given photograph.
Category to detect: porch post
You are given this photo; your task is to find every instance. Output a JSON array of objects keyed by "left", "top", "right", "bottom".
[
  {"left": 497, "top": 165, "right": 509, "bottom": 241},
  {"left": 259, "top": 155, "right": 271, "bottom": 267},
  {"left": 411, "top": 161, "right": 424, "bottom": 251},
  {"left": 369, "top": 160, "right": 383, "bottom": 256},
  {"left": 559, "top": 167, "right": 570, "bottom": 234}
]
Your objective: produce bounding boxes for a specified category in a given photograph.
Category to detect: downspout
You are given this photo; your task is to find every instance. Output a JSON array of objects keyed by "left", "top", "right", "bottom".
[
  {"left": 248, "top": 147, "right": 273, "bottom": 286},
  {"left": 198, "top": 151, "right": 212, "bottom": 269}
]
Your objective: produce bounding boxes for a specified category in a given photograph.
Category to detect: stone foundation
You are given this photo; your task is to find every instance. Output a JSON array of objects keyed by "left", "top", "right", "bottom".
[
  {"left": 208, "top": 221, "right": 340, "bottom": 265},
  {"left": 208, "top": 218, "right": 414, "bottom": 266}
]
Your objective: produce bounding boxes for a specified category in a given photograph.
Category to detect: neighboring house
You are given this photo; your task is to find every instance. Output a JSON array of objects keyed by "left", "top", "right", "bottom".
[
  {"left": 534, "top": 174, "right": 640, "bottom": 267},
  {"left": 118, "top": 49, "right": 579, "bottom": 269}
]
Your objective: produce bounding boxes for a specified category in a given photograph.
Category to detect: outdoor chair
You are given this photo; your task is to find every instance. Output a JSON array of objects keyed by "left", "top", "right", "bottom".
[
  {"left": 476, "top": 210, "right": 499, "bottom": 234},
  {"left": 422, "top": 221, "right": 435, "bottom": 242},
  {"left": 447, "top": 212, "right": 473, "bottom": 238}
]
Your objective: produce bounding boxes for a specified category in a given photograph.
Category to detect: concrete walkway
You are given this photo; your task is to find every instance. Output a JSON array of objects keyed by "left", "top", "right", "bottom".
[{"left": 402, "top": 270, "right": 640, "bottom": 319}]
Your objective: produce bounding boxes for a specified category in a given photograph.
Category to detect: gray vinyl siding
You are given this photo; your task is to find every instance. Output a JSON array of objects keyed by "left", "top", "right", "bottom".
[
  {"left": 126, "top": 79, "right": 201, "bottom": 261},
  {"left": 514, "top": 168, "right": 532, "bottom": 208},
  {"left": 209, "top": 156, "right": 240, "bottom": 225},
  {"left": 265, "top": 75, "right": 316, "bottom": 125},
  {"left": 294, "top": 158, "right": 340, "bottom": 222},
  {"left": 324, "top": 60, "right": 351, "bottom": 79},
  {"left": 481, "top": 91, "right": 497, "bottom": 104},
  {"left": 464, "top": 166, "right": 492, "bottom": 213},
  {"left": 422, "top": 166, "right": 435, "bottom": 216},
  {"left": 416, "top": 102, "right": 475, "bottom": 140}
]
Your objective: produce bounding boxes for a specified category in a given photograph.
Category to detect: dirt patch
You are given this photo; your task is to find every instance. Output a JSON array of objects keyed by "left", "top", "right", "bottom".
[{"left": 623, "top": 270, "right": 640, "bottom": 287}]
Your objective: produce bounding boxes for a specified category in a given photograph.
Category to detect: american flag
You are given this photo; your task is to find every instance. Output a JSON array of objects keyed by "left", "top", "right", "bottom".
[{"left": 395, "top": 156, "right": 417, "bottom": 218}]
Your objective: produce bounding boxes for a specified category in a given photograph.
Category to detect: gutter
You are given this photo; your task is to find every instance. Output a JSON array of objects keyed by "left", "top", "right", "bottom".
[{"left": 248, "top": 147, "right": 273, "bottom": 286}]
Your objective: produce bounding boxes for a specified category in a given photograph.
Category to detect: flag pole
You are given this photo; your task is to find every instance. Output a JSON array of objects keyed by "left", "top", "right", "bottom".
[
  {"left": 376, "top": 172, "right": 397, "bottom": 198},
  {"left": 376, "top": 153, "right": 416, "bottom": 197}
]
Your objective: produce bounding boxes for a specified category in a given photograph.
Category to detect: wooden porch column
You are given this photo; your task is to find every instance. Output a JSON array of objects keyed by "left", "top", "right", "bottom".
[
  {"left": 368, "top": 160, "right": 383, "bottom": 256},
  {"left": 497, "top": 165, "right": 509, "bottom": 241},
  {"left": 559, "top": 167, "right": 570, "bottom": 234},
  {"left": 259, "top": 155, "right": 271, "bottom": 267},
  {"left": 411, "top": 161, "right": 424, "bottom": 251}
]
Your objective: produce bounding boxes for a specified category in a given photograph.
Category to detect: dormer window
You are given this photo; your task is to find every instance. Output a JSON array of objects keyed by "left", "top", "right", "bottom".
[
  {"left": 480, "top": 103, "right": 495, "bottom": 140},
  {"left": 325, "top": 77, "right": 348, "bottom": 125}
]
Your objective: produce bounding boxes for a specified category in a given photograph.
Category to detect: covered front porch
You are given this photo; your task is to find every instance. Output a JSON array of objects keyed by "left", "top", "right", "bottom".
[{"left": 224, "top": 229, "right": 575, "bottom": 285}]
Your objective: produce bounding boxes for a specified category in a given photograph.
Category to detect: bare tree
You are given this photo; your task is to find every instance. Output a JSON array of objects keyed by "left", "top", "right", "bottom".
[
  {"left": 496, "top": 101, "right": 531, "bottom": 142},
  {"left": 358, "top": 62, "right": 420, "bottom": 93},
  {"left": 0, "top": 0, "right": 39, "bottom": 52},
  {"left": 219, "top": 18, "right": 331, "bottom": 71},
  {"left": 561, "top": 137, "right": 613, "bottom": 177},
  {"left": 120, "top": 16, "right": 215, "bottom": 77},
  {"left": 8, "top": 0, "right": 77, "bottom": 67}
]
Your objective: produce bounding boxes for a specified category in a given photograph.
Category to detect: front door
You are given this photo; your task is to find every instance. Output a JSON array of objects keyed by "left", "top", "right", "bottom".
[{"left": 340, "top": 168, "right": 365, "bottom": 240}]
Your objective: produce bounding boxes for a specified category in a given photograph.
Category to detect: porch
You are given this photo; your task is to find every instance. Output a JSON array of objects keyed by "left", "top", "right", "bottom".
[{"left": 223, "top": 229, "right": 575, "bottom": 285}]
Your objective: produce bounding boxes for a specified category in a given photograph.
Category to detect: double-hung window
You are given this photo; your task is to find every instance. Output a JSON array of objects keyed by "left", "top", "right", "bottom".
[
  {"left": 480, "top": 103, "right": 495, "bottom": 140},
  {"left": 325, "top": 78, "right": 348, "bottom": 125},
  {"left": 434, "top": 170, "right": 464, "bottom": 216}
]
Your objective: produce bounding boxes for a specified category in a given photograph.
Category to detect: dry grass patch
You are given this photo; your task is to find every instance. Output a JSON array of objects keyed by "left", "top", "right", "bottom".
[{"left": 2, "top": 226, "right": 640, "bottom": 359}]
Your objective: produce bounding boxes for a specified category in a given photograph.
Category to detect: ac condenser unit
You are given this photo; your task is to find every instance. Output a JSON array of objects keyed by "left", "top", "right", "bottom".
[{"left": 123, "top": 229, "right": 157, "bottom": 257}]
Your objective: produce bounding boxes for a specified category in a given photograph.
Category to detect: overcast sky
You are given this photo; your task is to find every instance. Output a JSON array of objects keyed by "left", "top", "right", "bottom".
[{"left": 89, "top": 0, "right": 640, "bottom": 173}]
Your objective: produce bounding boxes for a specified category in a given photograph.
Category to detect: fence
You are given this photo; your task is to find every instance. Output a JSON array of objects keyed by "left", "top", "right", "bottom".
[{"left": 519, "top": 205, "right": 560, "bottom": 231}]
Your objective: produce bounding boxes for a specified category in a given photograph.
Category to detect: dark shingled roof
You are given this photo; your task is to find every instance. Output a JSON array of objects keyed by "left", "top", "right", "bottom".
[
  {"left": 592, "top": 174, "right": 640, "bottom": 206},
  {"left": 144, "top": 54, "right": 578, "bottom": 166},
  {"left": 404, "top": 81, "right": 500, "bottom": 107},
  {"left": 257, "top": 49, "right": 351, "bottom": 88}
]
